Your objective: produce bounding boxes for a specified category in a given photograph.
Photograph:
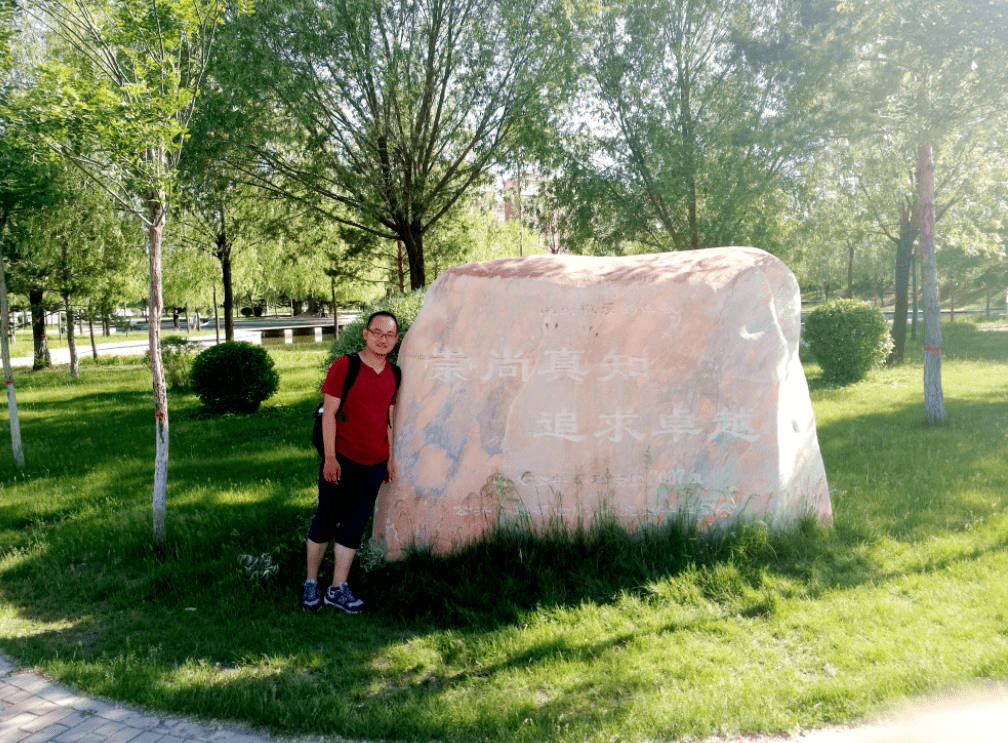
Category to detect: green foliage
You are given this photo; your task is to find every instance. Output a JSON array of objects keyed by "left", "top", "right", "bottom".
[
  {"left": 565, "top": 0, "right": 847, "bottom": 252},
  {"left": 144, "top": 336, "right": 201, "bottom": 391},
  {"left": 189, "top": 341, "right": 280, "bottom": 413},
  {"left": 325, "top": 289, "right": 425, "bottom": 366},
  {"left": 804, "top": 299, "right": 893, "bottom": 384},
  {"left": 233, "top": 0, "right": 574, "bottom": 288}
]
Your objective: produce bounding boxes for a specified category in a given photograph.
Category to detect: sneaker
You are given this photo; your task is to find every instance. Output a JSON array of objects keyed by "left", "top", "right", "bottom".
[
  {"left": 324, "top": 582, "right": 364, "bottom": 614},
  {"left": 301, "top": 580, "right": 322, "bottom": 612}
]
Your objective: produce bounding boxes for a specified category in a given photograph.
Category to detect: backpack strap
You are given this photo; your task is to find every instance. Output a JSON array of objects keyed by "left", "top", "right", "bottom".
[{"left": 335, "top": 352, "right": 361, "bottom": 421}]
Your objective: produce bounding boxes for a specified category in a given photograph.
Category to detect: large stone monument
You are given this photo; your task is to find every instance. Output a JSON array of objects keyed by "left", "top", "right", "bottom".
[{"left": 374, "top": 247, "right": 831, "bottom": 559}]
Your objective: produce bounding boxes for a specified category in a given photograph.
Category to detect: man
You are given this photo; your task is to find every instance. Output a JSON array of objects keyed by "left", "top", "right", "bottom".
[{"left": 302, "top": 310, "right": 400, "bottom": 614}]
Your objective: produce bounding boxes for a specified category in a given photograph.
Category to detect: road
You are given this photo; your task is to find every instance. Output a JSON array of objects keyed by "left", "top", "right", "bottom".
[{"left": 3, "top": 313, "right": 360, "bottom": 369}]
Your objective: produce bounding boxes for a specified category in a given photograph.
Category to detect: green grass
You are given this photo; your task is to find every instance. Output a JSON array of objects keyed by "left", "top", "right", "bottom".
[{"left": 1, "top": 330, "right": 1007, "bottom": 742}]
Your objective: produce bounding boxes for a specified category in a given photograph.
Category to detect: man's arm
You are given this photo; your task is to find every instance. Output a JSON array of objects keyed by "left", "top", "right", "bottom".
[
  {"left": 322, "top": 392, "right": 341, "bottom": 483},
  {"left": 386, "top": 404, "right": 395, "bottom": 483}
]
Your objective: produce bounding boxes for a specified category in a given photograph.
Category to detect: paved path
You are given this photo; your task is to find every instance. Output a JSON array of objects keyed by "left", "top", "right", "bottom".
[
  {"left": 4, "top": 312, "right": 359, "bottom": 369},
  {"left": 6, "top": 330, "right": 265, "bottom": 369},
  {"left": 4, "top": 652, "right": 1008, "bottom": 743}
]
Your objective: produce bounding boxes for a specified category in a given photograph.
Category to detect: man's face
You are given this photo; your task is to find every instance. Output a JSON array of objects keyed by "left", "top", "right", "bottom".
[{"left": 363, "top": 315, "right": 398, "bottom": 357}]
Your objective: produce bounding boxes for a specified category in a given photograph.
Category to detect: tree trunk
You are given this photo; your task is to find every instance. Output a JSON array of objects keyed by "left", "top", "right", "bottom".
[
  {"left": 215, "top": 220, "right": 235, "bottom": 342},
  {"left": 401, "top": 225, "right": 426, "bottom": 290},
  {"left": 221, "top": 250, "right": 234, "bottom": 342},
  {"left": 64, "top": 296, "right": 79, "bottom": 378},
  {"left": 330, "top": 277, "right": 339, "bottom": 339},
  {"left": 397, "top": 241, "right": 405, "bottom": 292},
  {"left": 918, "top": 143, "right": 945, "bottom": 425},
  {"left": 949, "top": 284, "right": 955, "bottom": 322},
  {"left": 845, "top": 242, "right": 854, "bottom": 298},
  {"left": 213, "top": 284, "right": 220, "bottom": 345},
  {"left": 0, "top": 256, "right": 25, "bottom": 469},
  {"left": 29, "top": 288, "right": 50, "bottom": 370},
  {"left": 911, "top": 254, "right": 918, "bottom": 340},
  {"left": 890, "top": 204, "right": 917, "bottom": 363},
  {"left": 88, "top": 307, "right": 98, "bottom": 360},
  {"left": 147, "top": 192, "right": 170, "bottom": 544},
  {"left": 688, "top": 178, "right": 699, "bottom": 250}
]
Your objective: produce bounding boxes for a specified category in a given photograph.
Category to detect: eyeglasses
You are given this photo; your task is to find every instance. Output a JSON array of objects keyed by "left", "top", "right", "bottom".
[{"left": 367, "top": 328, "right": 398, "bottom": 342}]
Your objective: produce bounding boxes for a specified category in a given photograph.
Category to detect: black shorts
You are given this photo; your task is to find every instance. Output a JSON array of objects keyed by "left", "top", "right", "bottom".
[{"left": 306, "top": 453, "right": 387, "bottom": 550}]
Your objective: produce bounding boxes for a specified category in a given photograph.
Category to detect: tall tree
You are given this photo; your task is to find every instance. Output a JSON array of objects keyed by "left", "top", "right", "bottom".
[
  {"left": 843, "top": 0, "right": 1008, "bottom": 423},
  {"left": 26, "top": 0, "right": 245, "bottom": 542},
  {"left": 174, "top": 22, "right": 277, "bottom": 340},
  {"left": 8, "top": 170, "right": 127, "bottom": 377},
  {"left": 571, "top": 0, "right": 850, "bottom": 252},
  {"left": 0, "top": 1, "right": 63, "bottom": 466},
  {"left": 235, "top": 0, "right": 575, "bottom": 289},
  {"left": 0, "top": 140, "right": 57, "bottom": 465}
]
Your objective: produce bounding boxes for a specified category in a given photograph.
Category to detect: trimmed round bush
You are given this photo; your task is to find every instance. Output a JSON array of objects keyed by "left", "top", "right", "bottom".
[
  {"left": 804, "top": 299, "right": 893, "bottom": 384},
  {"left": 189, "top": 341, "right": 280, "bottom": 413}
]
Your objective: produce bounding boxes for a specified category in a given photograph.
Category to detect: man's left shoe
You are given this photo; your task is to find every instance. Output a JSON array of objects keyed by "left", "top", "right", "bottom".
[
  {"left": 301, "top": 580, "right": 322, "bottom": 612},
  {"left": 324, "top": 582, "right": 364, "bottom": 614}
]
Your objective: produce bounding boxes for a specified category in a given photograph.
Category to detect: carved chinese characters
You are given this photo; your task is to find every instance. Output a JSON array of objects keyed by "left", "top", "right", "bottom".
[{"left": 374, "top": 248, "right": 832, "bottom": 559}]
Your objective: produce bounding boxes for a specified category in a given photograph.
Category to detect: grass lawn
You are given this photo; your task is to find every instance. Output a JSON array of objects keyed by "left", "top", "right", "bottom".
[{"left": 1, "top": 328, "right": 1007, "bottom": 742}]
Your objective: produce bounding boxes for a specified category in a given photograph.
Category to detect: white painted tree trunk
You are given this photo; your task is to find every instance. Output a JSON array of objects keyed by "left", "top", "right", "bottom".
[
  {"left": 148, "top": 192, "right": 170, "bottom": 544},
  {"left": 919, "top": 143, "right": 946, "bottom": 425},
  {"left": 0, "top": 257, "right": 25, "bottom": 469}
]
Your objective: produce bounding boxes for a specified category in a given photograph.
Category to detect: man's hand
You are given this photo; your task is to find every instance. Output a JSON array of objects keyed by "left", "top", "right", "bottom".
[
  {"left": 323, "top": 456, "right": 341, "bottom": 484},
  {"left": 385, "top": 461, "right": 396, "bottom": 483}
]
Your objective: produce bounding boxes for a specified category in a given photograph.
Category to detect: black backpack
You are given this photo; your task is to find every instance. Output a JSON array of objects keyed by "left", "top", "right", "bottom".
[{"left": 312, "top": 353, "right": 402, "bottom": 457}]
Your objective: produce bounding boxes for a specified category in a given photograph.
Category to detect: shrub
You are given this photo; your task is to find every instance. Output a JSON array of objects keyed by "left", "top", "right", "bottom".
[
  {"left": 144, "top": 336, "right": 201, "bottom": 390},
  {"left": 325, "top": 289, "right": 426, "bottom": 368},
  {"left": 189, "top": 341, "right": 280, "bottom": 413},
  {"left": 804, "top": 299, "right": 893, "bottom": 384}
]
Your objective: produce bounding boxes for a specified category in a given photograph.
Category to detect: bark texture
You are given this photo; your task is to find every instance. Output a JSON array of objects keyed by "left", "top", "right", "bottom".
[
  {"left": 147, "top": 192, "right": 170, "bottom": 543},
  {"left": 918, "top": 144, "right": 946, "bottom": 425}
]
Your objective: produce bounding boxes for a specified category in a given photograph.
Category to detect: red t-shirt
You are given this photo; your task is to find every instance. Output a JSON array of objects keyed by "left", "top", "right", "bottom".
[{"left": 321, "top": 355, "right": 398, "bottom": 465}]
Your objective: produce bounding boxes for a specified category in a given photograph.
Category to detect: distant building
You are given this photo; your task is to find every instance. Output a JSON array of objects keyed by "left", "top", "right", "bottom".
[{"left": 502, "top": 173, "right": 543, "bottom": 224}]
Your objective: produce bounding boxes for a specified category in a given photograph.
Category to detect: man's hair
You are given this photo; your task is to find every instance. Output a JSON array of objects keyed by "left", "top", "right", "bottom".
[{"left": 366, "top": 310, "right": 398, "bottom": 331}]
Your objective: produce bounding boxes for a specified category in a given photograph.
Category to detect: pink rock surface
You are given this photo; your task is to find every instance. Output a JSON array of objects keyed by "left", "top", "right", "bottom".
[{"left": 375, "top": 247, "right": 831, "bottom": 559}]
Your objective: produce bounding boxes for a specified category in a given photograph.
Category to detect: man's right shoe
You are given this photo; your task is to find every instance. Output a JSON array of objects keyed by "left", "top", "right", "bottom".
[
  {"left": 301, "top": 580, "right": 322, "bottom": 612},
  {"left": 324, "top": 582, "right": 364, "bottom": 614}
]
